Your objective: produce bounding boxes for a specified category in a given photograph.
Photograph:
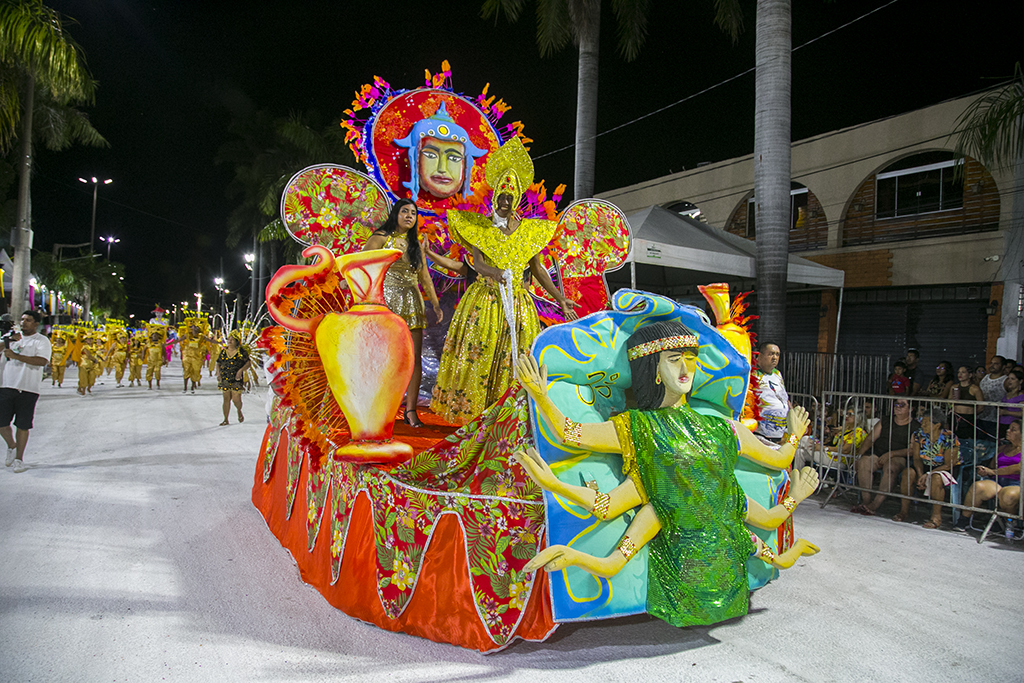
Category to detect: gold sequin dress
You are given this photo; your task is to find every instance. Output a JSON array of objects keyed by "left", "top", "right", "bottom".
[
  {"left": 381, "top": 233, "right": 426, "bottom": 330},
  {"left": 430, "top": 211, "right": 557, "bottom": 425}
]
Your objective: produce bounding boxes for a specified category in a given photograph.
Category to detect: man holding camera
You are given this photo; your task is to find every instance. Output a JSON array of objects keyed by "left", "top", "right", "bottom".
[{"left": 2, "top": 310, "right": 51, "bottom": 473}]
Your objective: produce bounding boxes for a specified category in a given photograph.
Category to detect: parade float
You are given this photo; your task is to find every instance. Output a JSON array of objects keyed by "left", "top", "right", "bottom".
[{"left": 252, "top": 64, "right": 815, "bottom": 652}]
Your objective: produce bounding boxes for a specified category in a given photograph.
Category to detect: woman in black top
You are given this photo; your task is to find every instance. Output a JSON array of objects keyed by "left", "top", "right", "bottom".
[
  {"left": 852, "top": 398, "right": 919, "bottom": 515},
  {"left": 216, "top": 335, "right": 251, "bottom": 425}
]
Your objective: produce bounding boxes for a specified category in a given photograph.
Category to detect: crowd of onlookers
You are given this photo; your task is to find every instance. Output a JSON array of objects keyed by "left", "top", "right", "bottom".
[{"left": 784, "top": 349, "right": 1023, "bottom": 537}]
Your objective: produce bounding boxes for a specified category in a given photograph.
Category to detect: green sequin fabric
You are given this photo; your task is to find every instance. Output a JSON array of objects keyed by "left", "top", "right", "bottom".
[{"left": 628, "top": 405, "right": 755, "bottom": 627}]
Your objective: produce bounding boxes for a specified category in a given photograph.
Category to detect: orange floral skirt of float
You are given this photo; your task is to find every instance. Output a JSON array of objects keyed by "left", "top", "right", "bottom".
[{"left": 252, "top": 388, "right": 557, "bottom": 652}]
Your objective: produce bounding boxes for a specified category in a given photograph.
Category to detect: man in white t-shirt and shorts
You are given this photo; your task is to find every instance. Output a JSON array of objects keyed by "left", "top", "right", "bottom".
[
  {"left": 2, "top": 310, "right": 52, "bottom": 473},
  {"left": 754, "top": 341, "right": 791, "bottom": 443}
]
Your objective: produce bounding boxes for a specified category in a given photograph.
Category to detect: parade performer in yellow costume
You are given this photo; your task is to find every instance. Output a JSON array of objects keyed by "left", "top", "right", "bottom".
[
  {"left": 431, "top": 137, "right": 577, "bottom": 425},
  {"left": 179, "top": 318, "right": 210, "bottom": 394},
  {"left": 146, "top": 328, "right": 165, "bottom": 389},
  {"left": 77, "top": 334, "right": 98, "bottom": 395},
  {"left": 127, "top": 332, "right": 145, "bottom": 387},
  {"left": 50, "top": 331, "right": 68, "bottom": 387},
  {"left": 105, "top": 329, "right": 129, "bottom": 387}
]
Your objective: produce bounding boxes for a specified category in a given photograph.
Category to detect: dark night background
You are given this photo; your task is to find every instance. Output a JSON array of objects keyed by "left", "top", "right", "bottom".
[{"left": 22, "top": 0, "right": 1024, "bottom": 319}]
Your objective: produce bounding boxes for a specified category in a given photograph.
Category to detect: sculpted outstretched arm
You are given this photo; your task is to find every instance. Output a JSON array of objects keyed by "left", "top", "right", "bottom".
[
  {"left": 744, "top": 466, "right": 820, "bottom": 530},
  {"left": 517, "top": 354, "right": 621, "bottom": 453},
  {"left": 732, "top": 405, "right": 810, "bottom": 470},
  {"left": 524, "top": 503, "right": 662, "bottom": 578}
]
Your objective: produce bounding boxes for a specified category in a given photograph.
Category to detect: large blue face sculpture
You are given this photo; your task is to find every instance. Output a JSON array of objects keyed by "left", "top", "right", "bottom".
[{"left": 393, "top": 102, "right": 486, "bottom": 200}]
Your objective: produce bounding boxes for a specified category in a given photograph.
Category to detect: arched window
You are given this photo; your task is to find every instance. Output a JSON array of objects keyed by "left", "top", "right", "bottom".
[{"left": 875, "top": 151, "right": 963, "bottom": 218}]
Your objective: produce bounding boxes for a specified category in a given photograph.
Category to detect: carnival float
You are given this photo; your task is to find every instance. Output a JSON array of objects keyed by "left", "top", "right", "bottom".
[{"left": 252, "top": 63, "right": 818, "bottom": 652}]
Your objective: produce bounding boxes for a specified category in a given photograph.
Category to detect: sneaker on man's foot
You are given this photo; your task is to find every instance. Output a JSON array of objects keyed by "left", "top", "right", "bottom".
[
  {"left": 5, "top": 447, "right": 16, "bottom": 467},
  {"left": 12, "top": 459, "right": 26, "bottom": 473}
]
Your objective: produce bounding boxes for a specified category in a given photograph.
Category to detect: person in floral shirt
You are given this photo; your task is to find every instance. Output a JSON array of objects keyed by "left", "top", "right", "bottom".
[{"left": 893, "top": 409, "right": 960, "bottom": 528}]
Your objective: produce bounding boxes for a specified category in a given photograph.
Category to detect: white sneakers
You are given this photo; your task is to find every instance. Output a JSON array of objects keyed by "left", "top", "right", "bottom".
[
  {"left": 12, "top": 459, "right": 26, "bottom": 473},
  {"left": 5, "top": 447, "right": 15, "bottom": 467}
]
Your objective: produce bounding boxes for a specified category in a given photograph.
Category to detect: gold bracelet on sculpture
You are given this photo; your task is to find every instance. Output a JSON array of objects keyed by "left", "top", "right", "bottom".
[
  {"left": 592, "top": 492, "right": 611, "bottom": 520},
  {"left": 758, "top": 544, "right": 776, "bottom": 564},
  {"left": 784, "top": 432, "right": 800, "bottom": 447},
  {"left": 782, "top": 495, "right": 797, "bottom": 512},
  {"left": 564, "top": 417, "right": 583, "bottom": 447},
  {"left": 617, "top": 535, "right": 638, "bottom": 561}
]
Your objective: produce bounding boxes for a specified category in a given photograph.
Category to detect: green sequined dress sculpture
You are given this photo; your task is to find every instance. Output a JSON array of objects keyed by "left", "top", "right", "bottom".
[{"left": 613, "top": 403, "right": 755, "bottom": 627}]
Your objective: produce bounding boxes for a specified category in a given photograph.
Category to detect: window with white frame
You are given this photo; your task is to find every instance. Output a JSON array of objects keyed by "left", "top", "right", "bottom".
[
  {"left": 745, "top": 186, "right": 808, "bottom": 238},
  {"left": 875, "top": 155, "right": 963, "bottom": 219}
]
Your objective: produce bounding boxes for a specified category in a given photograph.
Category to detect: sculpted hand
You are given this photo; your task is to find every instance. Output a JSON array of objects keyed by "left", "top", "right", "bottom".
[
  {"left": 512, "top": 447, "right": 562, "bottom": 493},
  {"left": 790, "top": 466, "right": 820, "bottom": 503},
  {"left": 786, "top": 405, "right": 810, "bottom": 440},
  {"left": 772, "top": 537, "right": 820, "bottom": 569},
  {"left": 517, "top": 353, "right": 547, "bottom": 400},
  {"left": 524, "top": 545, "right": 587, "bottom": 574}
]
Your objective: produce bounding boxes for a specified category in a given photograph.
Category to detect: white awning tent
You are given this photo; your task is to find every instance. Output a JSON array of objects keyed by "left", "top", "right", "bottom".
[
  {"left": 604, "top": 205, "right": 847, "bottom": 355},
  {"left": 611, "top": 205, "right": 845, "bottom": 292}
]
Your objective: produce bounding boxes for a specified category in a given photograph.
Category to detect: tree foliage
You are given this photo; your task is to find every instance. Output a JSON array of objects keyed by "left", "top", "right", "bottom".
[
  {"left": 954, "top": 62, "right": 1024, "bottom": 173},
  {"left": 32, "top": 249, "right": 126, "bottom": 318}
]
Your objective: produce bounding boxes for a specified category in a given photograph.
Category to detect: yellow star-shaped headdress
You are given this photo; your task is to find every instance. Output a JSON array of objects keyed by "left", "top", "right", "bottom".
[{"left": 485, "top": 137, "right": 534, "bottom": 209}]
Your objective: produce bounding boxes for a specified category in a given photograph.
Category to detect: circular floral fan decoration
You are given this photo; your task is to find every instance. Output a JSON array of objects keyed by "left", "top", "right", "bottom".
[{"left": 280, "top": 164, "right": 392, "bottom": 255}]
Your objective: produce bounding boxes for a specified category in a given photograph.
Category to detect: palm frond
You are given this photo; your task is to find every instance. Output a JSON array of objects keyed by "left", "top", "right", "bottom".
[
  {"left": 954, "top": 62, "right": 1024, "bottom": 174},
  {"left": 481, "top": 0, "right": 530, "bottom": 23},
  {"left": 535, "top": 0, "right": 572, "bottom": 57},
  {"left": 610, "top": 0, "right": 649, "bottom": 62},
  {"left": 713, "top": 0, "right": 745, "bottom": 44},
  {"left": 31, "top": 90, "right": 107, "bottom": 151},
  {"left": 0, "top": 0, "right": 95, "bottom": 103}
]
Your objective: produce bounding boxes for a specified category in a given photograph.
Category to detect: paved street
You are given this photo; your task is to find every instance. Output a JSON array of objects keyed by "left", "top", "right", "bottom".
[{"left": 2, "top": 361, "right": 1022, "bottom": 682}]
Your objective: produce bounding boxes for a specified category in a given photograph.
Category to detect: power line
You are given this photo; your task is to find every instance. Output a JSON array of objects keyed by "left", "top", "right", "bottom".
[{"left": 533, "top": 0, "right": 905, "bottom": 161}]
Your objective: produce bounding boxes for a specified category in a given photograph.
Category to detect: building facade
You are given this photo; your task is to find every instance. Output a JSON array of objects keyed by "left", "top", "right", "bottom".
[{"left": 599, "top": 93, "right": 1023, "bottom": 374}]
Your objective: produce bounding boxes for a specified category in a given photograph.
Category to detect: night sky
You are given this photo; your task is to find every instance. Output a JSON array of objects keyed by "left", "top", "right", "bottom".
[{"left": 25, "top": 0, "right": 1024, "bottom": 320}]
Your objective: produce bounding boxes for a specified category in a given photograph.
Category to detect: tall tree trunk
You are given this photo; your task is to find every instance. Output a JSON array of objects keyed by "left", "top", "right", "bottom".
[
  {"left": 573, "top": 5, "right": 600, "bottom": 200},
  {"left": 996, "top": 154, "right": 1024, "bottom": 360},
  {"left": 11, "top": 74, "right": 35, "bottom": 318},
  {"left": 753, "top": 0, "right": 792, "bottom": 347}
]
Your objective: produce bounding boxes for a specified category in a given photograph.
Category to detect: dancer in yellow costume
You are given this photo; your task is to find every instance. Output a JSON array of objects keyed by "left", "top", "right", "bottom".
[
  {"left": 50, "top": 331, "right": 68, "bottom": 387},
  {"left": 127, "top": 332, "right": 145, "bottom": 387},
  {"left": 146, "top": 329, "right": 165, "bottom": 389},
  {"left": 105, "top": 329, "right": 129, "bottom": 387},
  {"left": 431, "top": 137, "right": 577, "bottom": 425},
  {"left": 179, "top": 319, "right": 210, "bottom": 393},
  {"left": 77, "top": 335, "right": 98, "bottom": 395}
]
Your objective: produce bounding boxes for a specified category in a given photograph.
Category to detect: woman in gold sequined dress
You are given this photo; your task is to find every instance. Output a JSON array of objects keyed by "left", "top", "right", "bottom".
[
  {"left": 363, "top": 198, "right": 443, "bottom": 427},
  {"left": 430, "top": 138, "right": 577, "bottom": 425}
]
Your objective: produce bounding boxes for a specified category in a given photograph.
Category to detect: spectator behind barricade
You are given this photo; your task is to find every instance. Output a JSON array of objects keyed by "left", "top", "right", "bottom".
[
  {"left": 851, "top": 398, "right": 920, "bottom": 516},
  {"left": 863, "top": 398, "right": 879, "bottom": 431},
  {"left": 956, "top": 419, "right": 1022, "bottom": 534},
  {"left": 927, "top": 361, "right": 955, "bottom": 398},
  {"left": 978, "top": 355, "right": 1008, "bottom": 441},
  {"left": 973, "top": 365, "right": 987, "bottom": 386},
  {"left": 904, "top": 348, "right": 923, "bottom": 395},
  {"left": 893, "top": 408, "right": 960, "bottom": 529},
  {"left": 999, "top": 369, "right": 1024, "bottom": 439},
  {"left": 951, "top": 365, "right": 988, "bottom": 484},
  {"left": 888, "top": 361, "right": 910, "bottom": 395},
  {"left": 830, "top": 407, "right": 867, "bottom": 455},
  {"left": 752, "top": 341, "right": 790, "bottom": 443}
]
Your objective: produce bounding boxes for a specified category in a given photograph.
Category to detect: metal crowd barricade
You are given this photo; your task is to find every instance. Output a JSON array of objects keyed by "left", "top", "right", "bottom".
[
  {"left": 783, "top": 352, "right": 891, "bottom": 397},
  {"left": 806, "top": 390, "right": 1023, "bottom": 543}
]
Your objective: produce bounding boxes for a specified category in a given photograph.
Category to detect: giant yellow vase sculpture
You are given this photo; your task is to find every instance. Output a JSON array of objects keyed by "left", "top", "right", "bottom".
[{"left": 266, "top": 245, "right": 415, "bottom": 465}]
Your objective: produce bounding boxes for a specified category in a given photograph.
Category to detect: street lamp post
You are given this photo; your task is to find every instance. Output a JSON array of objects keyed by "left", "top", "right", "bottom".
[
  {"left": 244, "top": 252, "right": 255, "bottom": 319},
  {"left": 99, "top": 235, "right": 120, "bottom": 260},
  {"left": 79, "top": 176, "right": 112, "bottom": 321}
]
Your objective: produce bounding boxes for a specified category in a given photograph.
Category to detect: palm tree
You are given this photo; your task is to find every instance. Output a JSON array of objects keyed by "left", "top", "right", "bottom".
[
  {"left": 481, "top": 0, "right": 651, "bottom": 200},
  {"left": 955, "top": 63, "right": 1024, "bottom": 359},
  {"left": 0, "top": 0, "right": 100, "bottom": 317},
  {"left": 751, "top": 0, "right": 791, "bottom": 347},
  {"left": 32, "top": 249, "right": 126, "bottom": 318}
]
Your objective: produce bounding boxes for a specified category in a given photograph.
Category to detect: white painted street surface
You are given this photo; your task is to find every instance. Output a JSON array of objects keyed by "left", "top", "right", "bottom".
[{"left": 2, "top": 361, "right": 1021, "bottom": 682}]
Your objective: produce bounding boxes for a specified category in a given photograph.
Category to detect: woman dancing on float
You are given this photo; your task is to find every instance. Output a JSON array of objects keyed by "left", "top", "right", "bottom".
[
  {"left": 363, "top": 198, "right": 444, "bottom": 428},
  {"left": 431, "top": 137, "right": 577, "bottom": 425},
  {"left": 513, "top": 321, "right": 820, "bottom": 627}
]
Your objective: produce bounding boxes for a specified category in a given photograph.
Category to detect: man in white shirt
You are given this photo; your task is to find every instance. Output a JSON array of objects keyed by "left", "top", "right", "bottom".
[
  {"left": 753, "top": 341, "right": 791, "bottom": 443},
  {"left": 2, "top": 311, "right": 52, "bottom": 473}
]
